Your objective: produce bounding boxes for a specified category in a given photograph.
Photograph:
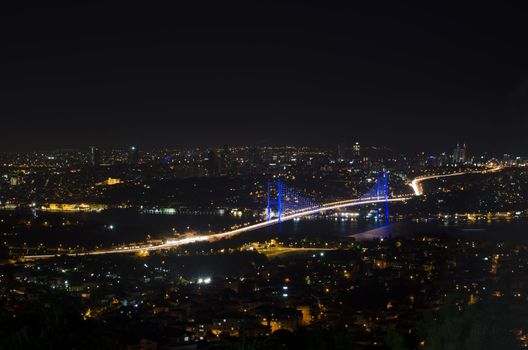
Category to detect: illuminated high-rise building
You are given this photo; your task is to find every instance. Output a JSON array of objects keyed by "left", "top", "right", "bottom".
[
  {"left": 453, "top": 143, "right": 467, "bottom": 164},
  {"left": 89, "top": 146, "right": 101, "bottom": 166},
  {"left": 206, "top": 149, "right": 219, "bottom": 176},
  {"left": 459, "top": 144, "right": 467, "bottom": 163},
  {"left": 352, "top": 142, "right": 361, "bottom": 157},
  {"left": 220, "top": 144, "right": 230, "bottom": 175},
  {"left": 127, "top": 146, "right": 139, "bottom": 165},
  {"left": 453, "top": 143, "right": 460, "bottom": 163},
  {"left": 438, "top": 152, "right": 448, "bottom": 166}
]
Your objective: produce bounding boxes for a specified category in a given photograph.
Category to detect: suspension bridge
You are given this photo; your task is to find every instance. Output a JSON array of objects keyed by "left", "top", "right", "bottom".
[
  {"left": 22, "top": 168, "right": 498, "bottom": 260},
  {"left": 266, "top": 171, "right": 390, "bottom": 223}
]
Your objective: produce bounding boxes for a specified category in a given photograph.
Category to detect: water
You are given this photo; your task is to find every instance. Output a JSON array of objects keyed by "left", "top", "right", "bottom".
[
  {"left": 0, "top": 209, "right": 244, "bottom": 248},
  {"left": 243, "top": 217, "right": 528, "bottom": 244},
  {"left": 3, "top": 208, "right": 528, "bottom": 249}
]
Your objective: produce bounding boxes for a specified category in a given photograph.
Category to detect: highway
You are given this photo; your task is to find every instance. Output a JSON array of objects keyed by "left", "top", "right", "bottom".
[
  {"left": 254, "top": 247, "right": 337, "bottom": 258},
  {"left": 409, "top": 166, "right": 502, "bottom": 196},
  {"left": 23, "top": 168, "right": 502, "bottom": 260}
]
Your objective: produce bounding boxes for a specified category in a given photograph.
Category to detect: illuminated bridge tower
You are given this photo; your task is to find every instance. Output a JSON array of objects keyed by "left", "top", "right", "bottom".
[
  {"left": 376, "top": 171, "right": 390, "bottom": 223},
  {"left": 267, "top": 181, "right": 283, "bottom": 222},
  {"left": 362, "top": 171, "right": 390, "bottom": 222},
  {"left": 267, "top": 181, "right": 318, "bottom": 222}
]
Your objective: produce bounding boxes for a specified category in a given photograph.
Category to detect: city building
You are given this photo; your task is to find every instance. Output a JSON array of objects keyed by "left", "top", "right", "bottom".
[
  {"left": 453, "top": 143, "right": 467, "bottom": 164},
  {"left": 353, "top": 142, "right": 361, "bottom": 157},
  {"left": 207, "top": 149, "right": 219, "bottom": 176},
  {"left": 220, "top": 144, "right": 230, "bottom": 175},
  {"left": 128, "top": 146, "right": 139, "bottom": 165},
  {"left": 89, "top": 146, "right": 101, "bottom": 166}
]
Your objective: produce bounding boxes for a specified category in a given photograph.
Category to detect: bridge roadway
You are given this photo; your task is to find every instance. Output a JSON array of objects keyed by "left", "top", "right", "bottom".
[
  {"left": 23, "top": 196, "right": 408, "bottom": 259},
  {"left": 23, "top": 168, "right": 502, "bottom": 260}
]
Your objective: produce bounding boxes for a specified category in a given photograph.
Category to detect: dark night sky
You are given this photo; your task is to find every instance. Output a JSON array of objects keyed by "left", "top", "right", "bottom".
[{"left": 1, "top": 2, "right": 528, "bottom": 154}]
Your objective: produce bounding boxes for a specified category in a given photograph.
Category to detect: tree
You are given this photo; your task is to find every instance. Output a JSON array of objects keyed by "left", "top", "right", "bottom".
[{"left": 415, "top": 296, "right": 524, "bottom": 350}]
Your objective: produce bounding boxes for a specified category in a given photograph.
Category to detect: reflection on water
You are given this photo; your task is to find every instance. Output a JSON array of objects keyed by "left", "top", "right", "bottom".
[
  {"left": 355, "top": 219, "right": 528, "bottom": 243},
  {"left": 4, "top": 208, "right": 528, "bottom": 248},
  {"left": 251, "top": 218, "right": 528, "bottom": 243}
]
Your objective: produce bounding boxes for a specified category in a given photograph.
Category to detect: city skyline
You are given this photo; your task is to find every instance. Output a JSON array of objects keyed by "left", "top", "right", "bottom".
[{"left": 0, "top": 143, "right": 523, "bottom": 163}]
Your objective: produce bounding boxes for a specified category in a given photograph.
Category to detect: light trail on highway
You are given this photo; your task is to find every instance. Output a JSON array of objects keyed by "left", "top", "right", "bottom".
[
  {"left": 23, "top": 197, "right": 407, "bottom": 259},
  {"left": 23, "top": 167, "right": 503, "bottom": 260},
  {"left": 409, "top": 166, "right": 502, "bottom": 196}
]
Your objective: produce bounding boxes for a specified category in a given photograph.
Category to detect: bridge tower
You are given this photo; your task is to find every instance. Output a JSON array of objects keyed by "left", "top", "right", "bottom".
[
  {"left": 375, "top": 171, "right": 390, "bottom": 223},
  {"left": 267, "top": 181, "right": 283, "bottom": 222}
]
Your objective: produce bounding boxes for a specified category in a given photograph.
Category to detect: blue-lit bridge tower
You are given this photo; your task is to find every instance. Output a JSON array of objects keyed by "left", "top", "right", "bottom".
[
  {"left": 360, "top": 170, "right": 390, "bottom": 222},
  {"left": 267, "top": 181, "right": 318, "bottom": 222},
  {"left": 377, "top": 171, "right": 390, "bottom": 222},
  {"left": 267, "top": 181, "right": 283, "bottom": 222}
]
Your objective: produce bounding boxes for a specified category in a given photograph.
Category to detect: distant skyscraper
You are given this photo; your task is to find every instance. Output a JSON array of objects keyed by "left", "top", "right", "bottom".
[
  {"left": 220, "top": 144, "right": 230, "bottom": 175},
  {"left": 438, "top": 152, "right": 448, "bottom": 166},
  {"left": 453, "top": 143, "right": 467, "bottom": 164},
  {"left": 127, "top": 146, "right": 139, "bottom": 165},
  {"left": 207, "top": 149, "right": 219, "bottom": 176},
  {"left": 89, "top": 146, "right": 101, "bottom": 166},
  {"left": 352, "top": 142, "right": 361, "bottom": 157},
  {"left": 453, "top": 143, "right": 461, "bottom": 163},
  {"left": 337, "top": 143, "right": 346, "bottom": 159},
  {"left": 460, "top": 144, "right": 467, "bottom": 163}
]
